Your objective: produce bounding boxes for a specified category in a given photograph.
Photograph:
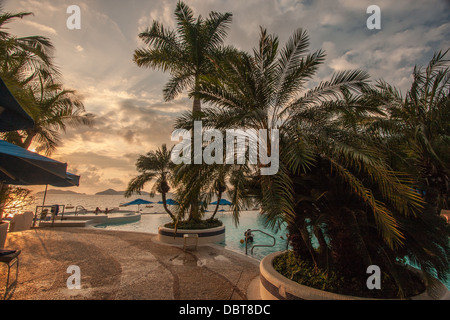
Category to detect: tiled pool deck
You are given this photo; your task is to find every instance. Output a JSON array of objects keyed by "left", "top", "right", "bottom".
[{"left": 1, "top": 228, "right": 261, "bottom": 300}]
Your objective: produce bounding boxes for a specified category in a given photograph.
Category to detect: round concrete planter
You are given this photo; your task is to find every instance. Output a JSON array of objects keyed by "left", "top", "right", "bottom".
[
  {"left": 158, "top": 225, "right": 225, "bottom": 245},
  {"left": 260, "top": 251, "right": 450, "bottom": 300},
  {"left": 0, "top": 221, "right": 9, "bottom": 248}
]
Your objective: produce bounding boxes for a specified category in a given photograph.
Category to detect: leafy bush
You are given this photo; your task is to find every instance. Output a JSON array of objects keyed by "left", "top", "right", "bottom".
[
  {"left": 0, "top": 186, "right": 34, "bottom": 221},
  {"left": 273, "top": 251, "right": 425, "bottom": 299},
  {"left": 164, "top": 218, "right": 223, "bottom": 230}
]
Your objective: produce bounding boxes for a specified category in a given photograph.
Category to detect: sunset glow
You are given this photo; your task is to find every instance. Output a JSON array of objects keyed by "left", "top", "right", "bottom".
[{"left": 5, "top": 0, "right": 449, "bottom": 194}]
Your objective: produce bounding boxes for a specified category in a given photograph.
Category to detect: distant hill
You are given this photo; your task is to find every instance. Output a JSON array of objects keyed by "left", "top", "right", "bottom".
[
  {"left": 36, "top": 189, "right": 85, "bottom": 195},
  {"left": 95, "top": 189, "right": 149, "bottom": 196},
  {"left": 95, "top": 189, "right": 123, "bottom": 195}
]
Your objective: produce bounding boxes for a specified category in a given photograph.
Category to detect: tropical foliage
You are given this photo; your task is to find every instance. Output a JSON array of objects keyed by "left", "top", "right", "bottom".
[
  {"left": 134, "top": 1, "right": 237, "bottom": 222},
  {"left": 0, "top": 3, "right": 58, "bottom": 83},
  {"left": 133, "top": 0, "right": 233, "bottom": 114},
  {"left": 174, "top": 27, "right": 449, "bottom": 297},
  {"left": 367, "top": 50, "right": 450, "bottom": 212},
  {"left": 0, "top": 4, "right": 93, "bottom": 221},
  {"left": 125, "top": 144, "right": 177, "bottom": 221},
  {"left": 130, "top": 1, "right": 449, "bottom": 298},
  {"left": 16, "top": 74, "right": 93, "bottom": 155},
  {"left": 0, "top": 186, "right": 34, "bottom": 217},
  {"left": 0, "top": 3, "right": 93, "bottom": 154}
]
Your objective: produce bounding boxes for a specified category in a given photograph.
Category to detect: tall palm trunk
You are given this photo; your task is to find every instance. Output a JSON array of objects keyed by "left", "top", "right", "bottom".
[
  {"left": 313, "top": 224, "right": 330, "bottom": 269},
  {"left": 162, "top": 192, "right": 176, "bottom": 221},
  {"left": 193, "top": 97, "right": 201, "bottom": 114},
  {"left": 188, "top": 89, "right": 202, "bottom": 221},
  {"left": 22, "top": 129, "right": 36, "bottom": 149},
  {"left": 187, "top": 201, "right": 200, "bottom": 222},
  {"left": 422, "top": 159, "right": 448, "bottom": 213},
  {"left": 209, "top": 191, "right": 223, "bottom": 221}
]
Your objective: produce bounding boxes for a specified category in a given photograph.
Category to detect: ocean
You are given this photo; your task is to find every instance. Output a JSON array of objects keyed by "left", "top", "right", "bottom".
[{"left": 31, "top": 193, "right": 171, "bottom": 214}]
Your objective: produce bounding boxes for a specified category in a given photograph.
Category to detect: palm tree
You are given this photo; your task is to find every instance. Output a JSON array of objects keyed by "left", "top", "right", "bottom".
[
  {"left": 171, "top": 158, "right": 221, "bottom": 222},
  {"left": 0, "top": 4, "right": 60, "bottom": 221},
  {"left": 0, "top": 74, "right": 93, "bottom": 155},
  {"left": 0, "top": 5, "right": 93, "bottom": 222},
  {"left": 0, "top": 3, "right": 59, "bottom": 93},
  {"left": 134, "top": 1, "right": 237, "bottom": 223},
  {"left": 133, "top": 1, "right": 233, "bottom": 115},
  {"left": 368, "top": 49, "right": 450, "bottom": 212},
  {"left": 209, "top": 176, "right": 227, "bottom": 221},
  {"left": 176, "top": 27, "right": 448, "bottom": 296},
  {"left": 0, "top": 4, "right": 92, "bottom": 154},
  {"left": 19, "top": 75, "right": 93, "bottom": 155},
  {"left": 125, "top": 144, "right": 177, "bottom": 221},
  {"left": 172, "top": 157, "right": 251, "bottom": 223}
]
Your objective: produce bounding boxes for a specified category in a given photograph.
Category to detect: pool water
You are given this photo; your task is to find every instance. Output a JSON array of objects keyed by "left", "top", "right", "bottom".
[
  {"left": 218, "top": 211, "right": 290, "bottom": 260},
  {"left": 94, "top": 210, "right": 288, "bottom": 260}
]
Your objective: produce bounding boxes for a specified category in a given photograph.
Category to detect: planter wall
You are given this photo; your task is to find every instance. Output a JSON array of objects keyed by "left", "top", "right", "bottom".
[
  {"left": 0, "top": 221, "right": 9, "bottom": 248},
  {"left": 260, "top": 251, "right": 450, "bottom": 300},
  {"left": 158, "top": 225, "right": 225, "bottom": 245}
]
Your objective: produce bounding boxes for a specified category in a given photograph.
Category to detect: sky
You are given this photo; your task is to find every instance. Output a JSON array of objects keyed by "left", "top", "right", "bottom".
[{"left": 4, "top": 0, "right": 450, "bottom": 195}]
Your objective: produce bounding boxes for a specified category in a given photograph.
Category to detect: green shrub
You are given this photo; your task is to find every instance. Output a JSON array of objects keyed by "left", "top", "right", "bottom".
[
  {"left": 164, "top": 218, "right": 223, "bottom": 230},
  {"left": 272, "top": 251, "right": 425, "bottom": 299},
  {"left": 273, "top": 251, "right": 345, "bottom": 292}
]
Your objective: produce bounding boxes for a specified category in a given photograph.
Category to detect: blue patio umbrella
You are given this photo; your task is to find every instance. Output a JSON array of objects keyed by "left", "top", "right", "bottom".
[
  {"left": 157, "top": 198, "right": 179, "bottom": 205},
  {"left": 211, "top": 199, "right": 232, "bottom": 212},
  {"left": 0, "top": 77, "right": 34, "bottom": 132},
  {"left": 0, "top": 140, "right": 80, "bottom": 225},
  {"left": 211, "top": 199, "right": 232, "bottom": 205},
  {"left": 122, "top": 198, "right": 153, "bottom": 212},
  {"left": 0, "top": 140, "right": 78, "bottom": 187},
  {"left": 63, "top": 172, "right": 80, "bottom": 187},
  {"left": 39, "top": 172, "right": 80, "bottom": 208}
]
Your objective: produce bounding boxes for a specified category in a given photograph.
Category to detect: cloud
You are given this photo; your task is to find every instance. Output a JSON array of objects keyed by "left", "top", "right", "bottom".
[
  {"left": 21, "top": 20, "right": 57, "bottom": 35},
  {"left": 16, "top": 0, "right": 59, "bottom": 14},
  {"left": 137, "top": 0, "right": 176, "bottom": 34},
  {"left": 5, "top": 0, "right": 448, "bottom": 194},
  {"left": 329, "top": 55, "right": 360, "bottom": 71},
  {"left": 107, "top": 177, "right": 125, "bottom": 186},
  {"left": 60, "top": 152, "right": 132, "bottom": 169},
  {"left": 72, "top": 165, "right": 102, "bottom": 186}
]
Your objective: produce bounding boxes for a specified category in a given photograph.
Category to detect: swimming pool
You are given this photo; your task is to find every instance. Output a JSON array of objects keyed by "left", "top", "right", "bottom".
[{"left": 94, "top": 210, "right": 288, "bottom": 260}]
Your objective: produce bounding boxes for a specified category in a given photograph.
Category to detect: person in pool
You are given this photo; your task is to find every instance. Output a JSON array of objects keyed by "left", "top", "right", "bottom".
[{"left": 244, "top": 229, "right": 254, "bottom": 243}]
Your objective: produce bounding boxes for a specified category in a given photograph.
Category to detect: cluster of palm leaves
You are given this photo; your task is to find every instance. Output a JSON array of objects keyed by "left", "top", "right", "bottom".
[
  {"left": 0, "top": 2, "right": 93, "bottom": 154},
  {"left": 124, "top": 144, "right": 178, "bottom": 220},
  {"left": 131, "top": 1, "right": 449, "bottom": 295},
  {"left": 367, "top": 51, "right": 450, "bottom": 212},
  {"left": 134, "top": 1, "right": 234, "bottom": 115},
  {"left": 0, "top": 3, "right": 93, "bottom": 221}
]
